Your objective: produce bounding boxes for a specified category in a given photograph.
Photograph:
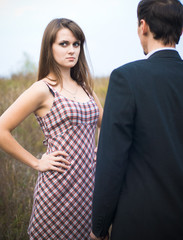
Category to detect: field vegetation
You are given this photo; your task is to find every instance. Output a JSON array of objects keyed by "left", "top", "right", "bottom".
[{"left": 0, "top": 71, "right": 109, "bottom": 240}]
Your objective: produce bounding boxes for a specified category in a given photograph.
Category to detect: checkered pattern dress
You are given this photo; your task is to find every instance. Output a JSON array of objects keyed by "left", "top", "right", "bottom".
[{"left": 28, "top": 82, "right": 99, "bottom": 239}]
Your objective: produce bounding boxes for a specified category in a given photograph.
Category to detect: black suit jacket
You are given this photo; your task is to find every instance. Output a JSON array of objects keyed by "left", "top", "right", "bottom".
[{"left": 92, "top": 50, "right": 183, "bottom": 240}]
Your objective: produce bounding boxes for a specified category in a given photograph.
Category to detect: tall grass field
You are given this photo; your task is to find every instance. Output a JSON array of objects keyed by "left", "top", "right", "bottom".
[{"left": 0, "top": 72, "right": 109, "bottom": 240}]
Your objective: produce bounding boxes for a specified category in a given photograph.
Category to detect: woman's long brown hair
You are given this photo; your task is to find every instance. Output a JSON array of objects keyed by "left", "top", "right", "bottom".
[{"left": 37, "top": 18, "right": 93, "bottom": 95}]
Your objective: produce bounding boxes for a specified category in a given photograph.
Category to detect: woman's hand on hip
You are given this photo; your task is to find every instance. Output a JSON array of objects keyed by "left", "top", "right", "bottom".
[{"left": 37, "top": 151, "right": 71, "bottom": 172}]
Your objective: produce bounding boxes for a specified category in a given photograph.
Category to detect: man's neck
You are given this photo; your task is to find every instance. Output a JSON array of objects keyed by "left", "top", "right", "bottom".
[
  {"left": 147, "top": 39, "right": 176, "bottom": 55},
  {"left": 145, "top": 39, "right": 176, "bottom": 58}
]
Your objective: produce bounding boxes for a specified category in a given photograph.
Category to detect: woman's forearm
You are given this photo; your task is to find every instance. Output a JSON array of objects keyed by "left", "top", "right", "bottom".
[{"left": 97, "top": 127, "right": 101, "bottom": 145}]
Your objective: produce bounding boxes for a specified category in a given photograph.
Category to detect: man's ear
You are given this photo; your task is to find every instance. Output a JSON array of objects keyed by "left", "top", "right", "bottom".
[{"left": 140, "top": 19, "right": 149, "bottom": 35}]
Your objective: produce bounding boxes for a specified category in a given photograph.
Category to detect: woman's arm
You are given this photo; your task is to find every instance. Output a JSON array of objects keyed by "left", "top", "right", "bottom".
[
  {"left": 0, "top": 80, "right": 70, "bottom": 172},
  {"left": 93, "top": 91, "right": 103, "bottom": 144},
  {"left": 93, "top": 91, "right": 103, "bottom": 160},
  {"left": 93, "top": 91, "right": 103, "bottom": 129}
]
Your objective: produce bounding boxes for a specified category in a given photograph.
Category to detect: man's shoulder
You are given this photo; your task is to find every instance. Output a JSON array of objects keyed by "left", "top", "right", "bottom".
[
  {"left": 114, "top": 59, "right": 147, "bottom": 74},
  {"left": 110, "top": 59, "right": 147, "bottom": 80}
]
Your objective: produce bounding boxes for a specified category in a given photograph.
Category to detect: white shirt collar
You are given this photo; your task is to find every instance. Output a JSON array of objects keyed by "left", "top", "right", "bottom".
[{"left": 146, "top": 47, "right": 177, "bottom": 59}]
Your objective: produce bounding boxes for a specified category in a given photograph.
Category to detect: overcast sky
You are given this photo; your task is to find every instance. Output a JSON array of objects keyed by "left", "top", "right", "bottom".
[{"left": 0, "top": 0, "right": 183, "bottom": 78}]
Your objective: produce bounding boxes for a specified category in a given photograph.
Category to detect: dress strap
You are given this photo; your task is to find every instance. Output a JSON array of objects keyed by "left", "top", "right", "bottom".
[
  {"left": 81, "top": 84, "right": 91, "bottom": 98},
  {"left": 43, "top": 80, "right": 56, "bottom": 97}
]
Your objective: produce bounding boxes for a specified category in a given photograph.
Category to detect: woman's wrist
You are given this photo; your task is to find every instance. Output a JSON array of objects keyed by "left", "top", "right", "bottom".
[{"left": 31, "top": 158, "right": 40, "bottom": 171}]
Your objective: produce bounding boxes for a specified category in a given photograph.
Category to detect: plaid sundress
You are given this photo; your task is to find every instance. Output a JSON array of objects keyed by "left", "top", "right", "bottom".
[{"left": 28, "top": 82, "right": 99, "bottom": 239}]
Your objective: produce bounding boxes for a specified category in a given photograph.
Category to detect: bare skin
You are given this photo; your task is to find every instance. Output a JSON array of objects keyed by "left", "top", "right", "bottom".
[
  {"left": 0, "top": 80, "right": 70, "bottom": 172},
  {"left": 137, "top": 19, "right": 175, "bottom": 55},
  {"left": 0, "top": 28, "right": 103, "bottom": 173},
  {"left": 90, "top": 232, "right": 109, "bottom": 240}
]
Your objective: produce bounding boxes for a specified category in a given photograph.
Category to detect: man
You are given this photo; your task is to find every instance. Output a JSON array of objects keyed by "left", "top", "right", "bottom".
[{"left": 90, "top": 0, "right": 183, "bottom": 239}]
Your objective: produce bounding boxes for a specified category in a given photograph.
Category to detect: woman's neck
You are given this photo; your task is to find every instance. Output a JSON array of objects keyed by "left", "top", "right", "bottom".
[
  {"left": 48, "top": 68, "right": 73, "bottom": 83},
  {"left": 48, "top": 69, "right": 78, "bottom": 89}
]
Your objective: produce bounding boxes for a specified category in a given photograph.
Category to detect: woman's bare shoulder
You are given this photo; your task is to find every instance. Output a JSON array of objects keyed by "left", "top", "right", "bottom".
[{"left": 27, "top": 79, "right": 51, "bottom": 97}]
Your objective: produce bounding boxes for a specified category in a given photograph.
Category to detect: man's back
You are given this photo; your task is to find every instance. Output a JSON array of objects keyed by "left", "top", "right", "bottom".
[
  {"left": 111, "top": 49, "right": 183, "bottom": 239},
  {"left": 91, "top": 1, "right": 183, "bottom": 239}
]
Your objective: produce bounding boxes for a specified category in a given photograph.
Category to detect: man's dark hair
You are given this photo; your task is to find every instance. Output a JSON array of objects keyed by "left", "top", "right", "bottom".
[{"left": 137, "top": 0, "right": 183, "bottom": 45}]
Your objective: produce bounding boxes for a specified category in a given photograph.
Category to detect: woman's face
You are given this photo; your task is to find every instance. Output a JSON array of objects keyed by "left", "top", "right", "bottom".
[{"left": 52, "top": 28, "right": 81, "bottom": 69}]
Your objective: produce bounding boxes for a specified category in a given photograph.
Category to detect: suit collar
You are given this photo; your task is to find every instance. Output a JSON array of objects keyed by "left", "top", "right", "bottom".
[
  {"left": 148, "top": 49, "right": 182, "bottom": 60},
  {"left": 146, "top": 47, "right": 176, "bottom": 58}
]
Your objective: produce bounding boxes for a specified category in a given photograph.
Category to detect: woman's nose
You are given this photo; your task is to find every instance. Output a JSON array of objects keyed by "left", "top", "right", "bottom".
[{"left": 68, "top": 44, "right": 74, "bottom": 53}]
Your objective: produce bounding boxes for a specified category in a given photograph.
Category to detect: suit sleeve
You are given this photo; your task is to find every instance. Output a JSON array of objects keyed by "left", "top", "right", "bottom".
[{"left": 92, "top": 68, "right": 135, "bottom": 237}]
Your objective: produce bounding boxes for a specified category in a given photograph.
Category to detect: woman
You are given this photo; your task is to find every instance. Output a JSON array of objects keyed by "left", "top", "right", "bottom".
[{"left": 0, "top": 18, "right": 103, "bottom": 239}]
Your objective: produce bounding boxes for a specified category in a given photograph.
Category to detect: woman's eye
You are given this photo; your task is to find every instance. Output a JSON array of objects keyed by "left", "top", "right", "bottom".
[
  {"left": 73, "top": 42, "right": 80, "bottom": 47},
  {"left": 58, "top": 41, "right": 80, "bottom": 47},
  {"left": 59, "top": 42, "right": 68, "bottom": 47}
]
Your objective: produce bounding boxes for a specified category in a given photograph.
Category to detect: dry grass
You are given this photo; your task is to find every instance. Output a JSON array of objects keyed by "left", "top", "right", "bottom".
[{"left": 0, "top": 73, "right": 109, "bottom": 239}]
